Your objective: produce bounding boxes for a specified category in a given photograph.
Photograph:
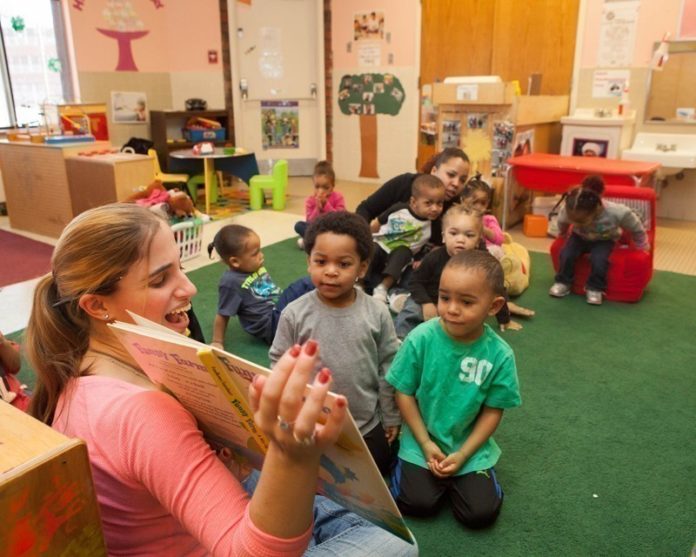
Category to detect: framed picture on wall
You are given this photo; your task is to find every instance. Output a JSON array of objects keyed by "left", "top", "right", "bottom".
[
  {"left": 572, "top": 138, "right": 609, "bottom": 158},
  {"left": 353, "top": 11, "right": 385, "bottom": 41},
  {"left": 111, "top": 91, "right": 148, "bottom": 124}
]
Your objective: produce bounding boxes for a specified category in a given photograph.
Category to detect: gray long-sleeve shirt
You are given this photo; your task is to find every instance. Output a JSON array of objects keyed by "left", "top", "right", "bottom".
[
  {"left": 269, "top": 289, "right": 401, "bottom": 434},
  {"left": 557, "top": 200, "right": 649, "bottom": 249}
]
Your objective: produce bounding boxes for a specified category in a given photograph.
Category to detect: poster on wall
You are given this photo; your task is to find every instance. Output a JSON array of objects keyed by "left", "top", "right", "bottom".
[
  {"left": 260, "top": 100, "right": 299, "bottom": 149},
  {"left": 353, "top": 11, "right": 384, "bottom": 41},
  {"left": 572, "top": 138, "right": 608, "bottom": 158},
  {"left": 111, "top": 91, "right": 148, "bottom": 123},
  {"left": 597, "top": 0, "right": 639, "bottom": 67},
  {"left": 591, "top": 69, "right": 630, "bottom": 98},
  {"left": 358, "top": 43, "right": 381, "bottom": 67}
]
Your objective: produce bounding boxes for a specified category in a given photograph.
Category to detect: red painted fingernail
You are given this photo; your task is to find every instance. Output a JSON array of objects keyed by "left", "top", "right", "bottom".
[
  {"left": 289, "top": 344, "right": 301, "bottom": 358},
  {"left": 304, "top": 339, "right": 318, "bottom": 356},
  {"left": 336, "top": 396, "right": 346, "bottom": 408},
  {"left": 318, "top": 368, "right": 332, "bottom": 384}
]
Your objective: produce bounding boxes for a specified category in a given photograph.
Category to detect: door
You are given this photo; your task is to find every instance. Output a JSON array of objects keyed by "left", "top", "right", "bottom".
[{"left": 229, "top": 0, "right": 325, "bottom": 175}]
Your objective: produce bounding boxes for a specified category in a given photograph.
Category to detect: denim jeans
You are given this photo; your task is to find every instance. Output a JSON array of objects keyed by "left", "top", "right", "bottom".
[
  {"left": 394, "top": 296, "right": 423, "bottom": 340},
  {"left": 555, "top": 234, "right": 615, "bottom": 291},
  {"left": 243, "top": 470, "right": 418, "bottom": 556}
]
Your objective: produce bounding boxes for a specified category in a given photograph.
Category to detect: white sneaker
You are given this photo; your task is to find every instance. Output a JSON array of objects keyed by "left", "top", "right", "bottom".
[
  {"left": 372, "top": 285, "right": 388, "bottom": 304},
  {"left": 297, "top": 237, "right": 304, "bottom": 250},
  {"left": 549, "top": 282, "right": 571, "bottom": 297},
  {"left": 586, "top": 289, "right": 603, "bottom": 305},
  {"left": 388, "top": 292, "right": 409, "bottom": 314}
]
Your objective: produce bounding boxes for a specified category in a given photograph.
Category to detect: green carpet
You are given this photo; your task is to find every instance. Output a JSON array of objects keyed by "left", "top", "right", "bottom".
[{"left": 13, "top": 239, "right": 696, "bottom": 555}]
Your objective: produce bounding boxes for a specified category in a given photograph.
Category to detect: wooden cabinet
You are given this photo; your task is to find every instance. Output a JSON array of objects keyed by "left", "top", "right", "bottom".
[
  {"left": 150, "top": 109, "right": 233, "bottom": 171},
  {"left": 0, "top": 403, "right": 107, "bottom": 555},
  {"left": 429, "top": 81, "right": 569, "bottom": 227},
  {"left": 66, "top": 153, "right": 154, "bottom": 213}
]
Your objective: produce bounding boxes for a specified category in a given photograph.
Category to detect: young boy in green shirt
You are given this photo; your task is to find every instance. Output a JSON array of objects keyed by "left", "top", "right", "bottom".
[{"left": 386, "top": 249, "right": 521, "bottom": 528}]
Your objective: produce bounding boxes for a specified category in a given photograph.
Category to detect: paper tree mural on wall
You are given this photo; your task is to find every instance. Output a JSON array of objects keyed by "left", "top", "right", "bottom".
[
  {"left": 97, "top": 0, "right": 149, "bottom": 71},
  {"left": 338, "top": 73, "right": 405, "bottom": 178}
]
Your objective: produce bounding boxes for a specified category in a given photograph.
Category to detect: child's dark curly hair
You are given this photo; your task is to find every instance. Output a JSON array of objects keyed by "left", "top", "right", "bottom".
[
  {"left": 565, "top": 175, "right": 605, "bottom": 214},
  {"left": 445, "top": 249, "right": 505, "bottom": 297},
  {"left": 207, "top": 224, "right": 254, "bottom": 261},
  {"left": 304, "top": 211, "right": 374, "bottom": 262}
]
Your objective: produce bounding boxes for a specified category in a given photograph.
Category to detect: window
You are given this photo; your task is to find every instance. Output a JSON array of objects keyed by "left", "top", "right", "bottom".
[{"left": 0, "top": 0, "right": 73, "bottom": 128}]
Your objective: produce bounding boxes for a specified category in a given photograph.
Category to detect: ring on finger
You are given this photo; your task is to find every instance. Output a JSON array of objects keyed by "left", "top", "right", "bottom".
[
  {"left": 277, "top": 415, "right": 295, "bottom": 431},
  {"left": 293, "top": 431, "right": 316, "bottom": 447}
]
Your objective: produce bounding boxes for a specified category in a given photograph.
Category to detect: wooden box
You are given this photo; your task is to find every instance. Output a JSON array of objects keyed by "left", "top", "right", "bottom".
[
  {"left": 65, "top": 153, "right": 154, "bottom": 215},
  {"left": 0, "top": 403, "right": 107, "bottom": 556}
]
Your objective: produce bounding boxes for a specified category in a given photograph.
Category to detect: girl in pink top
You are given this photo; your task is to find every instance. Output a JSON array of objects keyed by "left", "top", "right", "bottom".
[
  {"left": 295, "top": 161, "right": 345, "bottom": 248},
  {"left": 460, "top": 174, "right": 504, "bottom": 257},
  {"left": 26, "top": 204, "right": 416, "bottom": 557}
]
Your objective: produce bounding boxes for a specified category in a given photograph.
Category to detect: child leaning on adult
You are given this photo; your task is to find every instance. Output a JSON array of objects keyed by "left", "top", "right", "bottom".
[
  {"left": 25, "top": 204, "right": 417, "bottom": 557},
  {"left": 355, "top": 147, "right": 471, "bottom": 246}
]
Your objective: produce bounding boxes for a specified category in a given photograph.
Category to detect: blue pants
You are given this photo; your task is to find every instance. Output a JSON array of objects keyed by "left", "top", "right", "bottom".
[
  {"left": 242, "top": 470, "right": 418, "bottom": 556},
  {"left": 394, "top": 297, "right": 423, "bottom": 339},
  {"left": 555, "top": 234, "right": 615, "bottom": 291}
]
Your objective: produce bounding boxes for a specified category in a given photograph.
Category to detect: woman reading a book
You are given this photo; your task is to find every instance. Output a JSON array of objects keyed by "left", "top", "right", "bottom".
[{"left": 26, "top": 204, "right": 416, "bottom": 557}]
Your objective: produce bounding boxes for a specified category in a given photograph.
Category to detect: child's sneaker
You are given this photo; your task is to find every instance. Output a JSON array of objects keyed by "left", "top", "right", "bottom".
[
  {"left": 297, "top": 237, "right": 304, "bottom": 250},
  {"left": 586, "top": 289, "right": 603, "bottom": 305},
  {"left": 549, "top": 282, "right": 571, "bottom": 297},
  {"left": 372, "top": 285, "right": 388, "bottom": 304},
  {"left": 388, "top": 292, "right": 409, "bottom": 314}
]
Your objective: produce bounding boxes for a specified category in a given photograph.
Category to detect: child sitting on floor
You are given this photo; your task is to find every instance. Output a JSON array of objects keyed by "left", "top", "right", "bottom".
[
  {"left": 549, "top": 175, "right": 649, "bottom": 305},
  {"left": 208, "top": 225, "right": 314, "bottom": 347},
  {"left": 294, "top": 161, "right": 345, "bottom": 248},
  {"left": 387, "top": 249, "right": 521, "bottom": 529},
  {"left": 270, "top": 212, "right": 401, "bottom": 476},
  {"left": 394, "top": 205, "right": 533, "bottom": 338},
  {"left": 368, "top": 174, "right": 446, "bottom": 304},
  {"left": 460, "top": 173, "right": 504, "bottom": 259}
]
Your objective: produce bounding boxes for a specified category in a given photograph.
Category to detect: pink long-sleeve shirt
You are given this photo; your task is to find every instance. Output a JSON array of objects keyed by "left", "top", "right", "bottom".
[
  {"left": 305, "top": 191, "right": 346, "bottom": 222},
  {"left": 482, "top": 214, "right": 504, "bottom": 247},
  {"left": 52, "top": 376, "right": 311, "bottom": 557}
]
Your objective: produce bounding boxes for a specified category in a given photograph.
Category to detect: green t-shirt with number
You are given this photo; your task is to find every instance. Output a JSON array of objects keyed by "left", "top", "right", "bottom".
[{"left": 386, "top": 319, "right": 521, "bottom": 475}]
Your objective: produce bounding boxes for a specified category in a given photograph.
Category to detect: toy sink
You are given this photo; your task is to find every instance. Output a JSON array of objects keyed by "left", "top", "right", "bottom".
[{"left": 622, "top": 132, "right": 696, "bottom": 176}]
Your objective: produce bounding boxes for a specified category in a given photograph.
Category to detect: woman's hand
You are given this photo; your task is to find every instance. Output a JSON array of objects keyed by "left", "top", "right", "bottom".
[
  {"left": 370, "top": 219, "right": 381, "bottom": 233},
  {"left": 248, "top": 340, "right": 347, "bottom": 461}
]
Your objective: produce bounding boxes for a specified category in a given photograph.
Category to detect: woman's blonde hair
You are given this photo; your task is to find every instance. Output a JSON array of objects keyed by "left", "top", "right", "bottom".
[{"left": 27, "top": 203, "right": 163, "bottom": 423}]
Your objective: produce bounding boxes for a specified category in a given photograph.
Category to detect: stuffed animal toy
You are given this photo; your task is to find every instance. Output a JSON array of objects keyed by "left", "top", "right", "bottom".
[
  {"left": 500, "top": 232, "right": 531, "bottom": 296},
  {"left": 125, "top": 180, "right": 208, "bottom": 221}
]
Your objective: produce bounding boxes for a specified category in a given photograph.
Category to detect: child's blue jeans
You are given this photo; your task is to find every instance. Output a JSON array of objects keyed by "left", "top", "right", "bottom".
[{"left": 555, "top": 234, "right": 615, "bottom": 291}]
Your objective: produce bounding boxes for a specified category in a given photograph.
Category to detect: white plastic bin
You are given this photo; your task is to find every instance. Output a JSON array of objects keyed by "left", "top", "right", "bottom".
[{"left": 171, "top": 219, "right": 203, "bottom": 262}]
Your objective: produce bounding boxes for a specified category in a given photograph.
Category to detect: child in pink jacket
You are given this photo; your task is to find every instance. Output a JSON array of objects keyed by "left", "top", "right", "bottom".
[{"left": 295, "top": 161, "right": 345, "bottom": 248}]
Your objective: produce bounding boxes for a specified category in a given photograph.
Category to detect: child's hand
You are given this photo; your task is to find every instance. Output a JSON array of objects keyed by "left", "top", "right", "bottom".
[
  {"left": 370, "top": 219, "right": 381, "bottom": 233},
  {"left": 422, "top": 303, "right": 438, "bottom": 321},
  {"left": 210, "top": 341, "right": 225, "bottom": 350},
  {"left": 384, "top": 425, "right": 400, "bottom": 444},
  {"left": 499, "top": 319, "right": 523, "bottom": 332},
  {"left": 434, "top": 451, "right": 468, "bottom": 477},
  {"left": 412, "top": 260, "right": 422, "bottom": 270},
  {"left": 421, "top": 439, "right": 446, "bottom": 470}
]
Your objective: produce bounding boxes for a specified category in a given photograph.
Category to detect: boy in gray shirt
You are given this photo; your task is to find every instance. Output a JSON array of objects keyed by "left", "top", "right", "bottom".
[{"left": 270, "top": 212, "right": 401, "bottom": 476}]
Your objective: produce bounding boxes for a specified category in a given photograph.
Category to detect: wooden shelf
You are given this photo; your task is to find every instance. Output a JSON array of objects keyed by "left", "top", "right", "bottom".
[{"left": 150, "top": 109, "right": 233, "bottom": 171}]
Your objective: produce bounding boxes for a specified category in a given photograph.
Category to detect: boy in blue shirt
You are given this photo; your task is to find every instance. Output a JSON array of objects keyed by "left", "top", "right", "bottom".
[{"left": 387, "top": 249, "right": 521, "bottom": 528}]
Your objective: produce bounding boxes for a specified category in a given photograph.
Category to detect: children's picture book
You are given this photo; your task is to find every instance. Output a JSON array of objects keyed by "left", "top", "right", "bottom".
[{"left": 109, "top": 313, "right": 414, "bottom": 545}]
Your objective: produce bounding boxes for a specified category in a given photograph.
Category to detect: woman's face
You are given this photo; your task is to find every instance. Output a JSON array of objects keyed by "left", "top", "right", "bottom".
[
  {"left": 105, "top": 222, "right": 197, "bottom": 335},
  {"left": 431, "top": 157, "right": 470, "bottom": 201}
]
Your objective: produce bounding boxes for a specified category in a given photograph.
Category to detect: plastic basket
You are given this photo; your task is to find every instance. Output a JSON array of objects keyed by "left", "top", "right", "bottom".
[{"left": 171, "top": 219, "right": 203, "bottom": 262}]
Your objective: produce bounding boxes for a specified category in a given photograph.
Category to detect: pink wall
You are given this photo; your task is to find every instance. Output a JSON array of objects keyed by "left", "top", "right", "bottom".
[
  {"left": 580, "top": 0, "right": 682, "bottom": 68},
  {"left": 66, "top": 0, "right": 221, "bottom": 72},
  {"left": 331, "top": 0, "right": 418, "bottom": 68}
]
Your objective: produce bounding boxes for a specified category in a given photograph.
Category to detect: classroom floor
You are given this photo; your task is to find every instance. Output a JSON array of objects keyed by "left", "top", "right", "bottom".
[{"left": 2, "top": 175, "right": 696, "bottom": 334}]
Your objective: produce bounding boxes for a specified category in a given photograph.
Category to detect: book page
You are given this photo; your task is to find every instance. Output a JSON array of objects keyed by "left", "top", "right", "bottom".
[{"left": 109, "top": 317, "right": 414, "bottom": 544}]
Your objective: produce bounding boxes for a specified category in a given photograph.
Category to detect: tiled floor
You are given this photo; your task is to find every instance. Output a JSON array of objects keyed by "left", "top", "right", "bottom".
[{"left": 2, "top": 176, "right": 695, "bottom": 334}]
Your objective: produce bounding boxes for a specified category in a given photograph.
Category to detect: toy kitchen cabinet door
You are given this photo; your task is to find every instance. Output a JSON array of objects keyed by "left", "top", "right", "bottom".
[{"left": 231, "top": 0, "right": 324, "bottom": 175}]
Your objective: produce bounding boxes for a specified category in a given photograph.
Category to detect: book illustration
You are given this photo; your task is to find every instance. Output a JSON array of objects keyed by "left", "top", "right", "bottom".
[{"left": 109, "top": 314, "right": 415, "bottom": 545}]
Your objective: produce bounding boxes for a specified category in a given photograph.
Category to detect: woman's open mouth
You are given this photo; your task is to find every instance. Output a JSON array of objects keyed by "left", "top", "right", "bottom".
[{"left": 165, "top": 302, "right": 192, "bottom": 331}]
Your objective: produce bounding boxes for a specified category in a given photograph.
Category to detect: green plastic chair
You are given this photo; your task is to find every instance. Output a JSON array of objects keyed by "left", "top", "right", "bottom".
[
  {"left": 186, "top": 173, "right": 219, "bottom": 205},
  {"left": 249, "top": 159, "right": 288, "bottom": 210}
]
